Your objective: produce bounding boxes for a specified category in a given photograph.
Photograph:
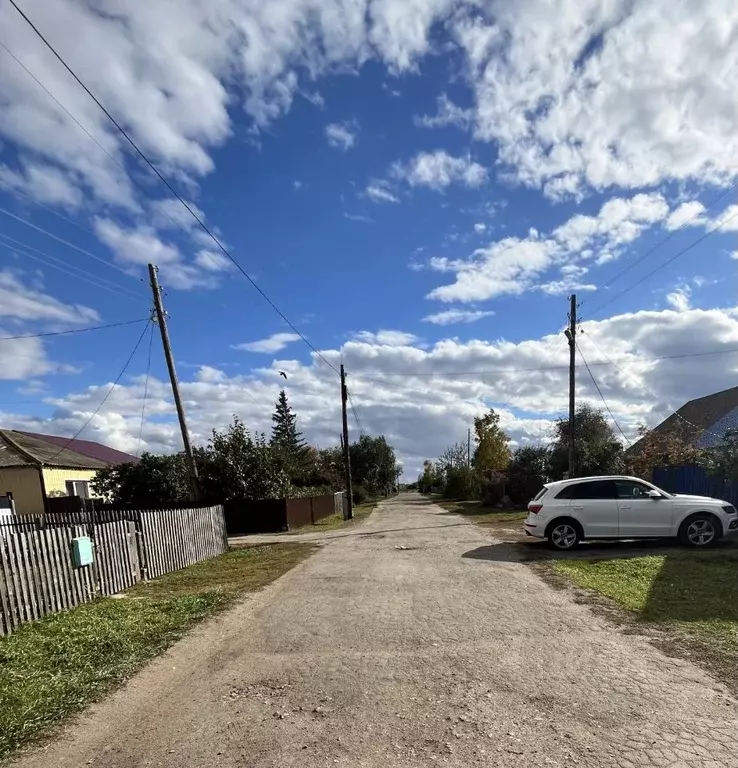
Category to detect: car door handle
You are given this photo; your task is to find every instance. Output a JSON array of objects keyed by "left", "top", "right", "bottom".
[
  {"left": 573, "top": 505, "right": 584, "bottom": 510},
  {"left": 620, "top": 505, "right": 632, "bottom": 509}
]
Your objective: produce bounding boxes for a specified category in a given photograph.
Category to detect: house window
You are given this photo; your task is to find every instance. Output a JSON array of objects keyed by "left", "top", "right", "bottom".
[{"left": 65, "top": 480, "right": 90, "bottom": 498}]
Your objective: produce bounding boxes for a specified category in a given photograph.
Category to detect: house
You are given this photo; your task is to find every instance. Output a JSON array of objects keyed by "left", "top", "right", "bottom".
[
  {"left": 0, "top": 430, "right": 137, "bottom": 516},
  {"left": 629, "top": 385, "right": 738, "bottom": 454}
]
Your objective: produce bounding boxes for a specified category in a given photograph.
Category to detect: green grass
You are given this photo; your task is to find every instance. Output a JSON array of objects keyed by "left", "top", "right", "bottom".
[
  {"left": 304, "top": 500, "right": 378, "bottom": 530},
  {"left": 435, "top": 498, "right": 528, "bottom": 525},
  {"left": 0, "top": 544, "right": 312, "bottom": 760},
  {"left": 555, "top": 548, "right": 738, "bottom": 690}
]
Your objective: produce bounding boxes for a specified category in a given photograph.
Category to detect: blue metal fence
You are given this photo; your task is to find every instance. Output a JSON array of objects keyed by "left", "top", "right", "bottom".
[{"left": 653, "top": 464, "right": 738, "bottom": 506}]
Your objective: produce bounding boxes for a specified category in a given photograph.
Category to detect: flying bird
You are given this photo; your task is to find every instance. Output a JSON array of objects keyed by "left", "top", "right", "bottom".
[{"left": 278, "top": 371, "right": 288, "bottom": 379}]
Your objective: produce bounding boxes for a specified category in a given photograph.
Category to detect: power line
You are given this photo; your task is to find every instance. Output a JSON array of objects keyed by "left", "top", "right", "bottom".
[
  {"left": 136, "top": 321, "right": 155, "bottom": 457},
  {"left": 7, "top": 0, "right": 339, "bottom": 376},
  {"left": 346, "top": 388, "right": 366, "bottom": 435},
  {"left": 0, "top": 317, "right": 149, "bottom": 342},
  {"left": 586, "top": 208, "right": 738, "bottom": 319},
  {"left": 587, "top": 182, "right": 738, "bottom": 300},
  {"left": 575, "top": 340, "right": 631, "bottom": 446},
  {"left": 46, "top": 319, "right": 153, "bottom": 461},
  {"left": 0, "top": 205, "right": 137, "bottom": 278},
  {"left": 0, "top": 232, "right": 145, "bottom": 303},
  {"left": 580, "top": 332, "right": 727, "bottom": 443}
]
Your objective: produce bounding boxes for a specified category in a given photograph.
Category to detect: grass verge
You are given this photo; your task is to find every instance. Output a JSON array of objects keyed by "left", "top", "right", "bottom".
[
  {"left": 305, "top": 500, "right": 378, "bottom": 531},
  {"left": 554, "top": 547, "right": 738, "bottom": 692},
  {"left": 435, "top": 498, "right": 528, "bottom": 525},
  {"left": 0, "top": 544, "right": 313, "bottom": 760}
]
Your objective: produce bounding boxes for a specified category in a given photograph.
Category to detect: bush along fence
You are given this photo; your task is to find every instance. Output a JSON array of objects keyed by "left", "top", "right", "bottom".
[{"left": 0, "top": 505, "right": 227, "bottom": 636}]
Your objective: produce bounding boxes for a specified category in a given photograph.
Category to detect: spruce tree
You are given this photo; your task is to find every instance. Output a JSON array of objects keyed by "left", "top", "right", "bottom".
[{"left": 271, "top": 390, "right": 308, "bottom": 482}]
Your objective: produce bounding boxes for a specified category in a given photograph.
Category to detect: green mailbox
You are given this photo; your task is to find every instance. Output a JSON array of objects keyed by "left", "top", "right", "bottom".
[{"left": 71, "top": 536, "right": 94, "bottom": 567}]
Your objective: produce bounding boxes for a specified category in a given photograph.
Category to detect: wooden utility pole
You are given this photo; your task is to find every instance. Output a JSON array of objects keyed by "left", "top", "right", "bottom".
[
  {"left": 565, "top": 293, "right": 577, "bottom": 478},
  {"left": 148, "top": 263, "right": 202, "bottom": 501},
  {"left": 340, "top": 364, "right": 353, "bottom": 520}
]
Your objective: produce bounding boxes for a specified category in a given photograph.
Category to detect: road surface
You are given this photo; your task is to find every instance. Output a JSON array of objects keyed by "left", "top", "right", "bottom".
[{"left": 15, "top": 494, "right": 738, "bottom": 767}]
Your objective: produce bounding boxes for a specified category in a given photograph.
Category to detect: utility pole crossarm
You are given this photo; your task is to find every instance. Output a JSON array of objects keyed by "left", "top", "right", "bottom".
[{"left": 148, "top": 263, "right": 202, "bottom": 502}]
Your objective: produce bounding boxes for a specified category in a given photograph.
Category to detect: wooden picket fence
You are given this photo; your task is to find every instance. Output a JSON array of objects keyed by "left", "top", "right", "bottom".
[
  {"left": 138, "top": 506, "right": 228, "bottom": 579},
  {"left": 0, "top": 504, "right": 227, "bottom": 636}
]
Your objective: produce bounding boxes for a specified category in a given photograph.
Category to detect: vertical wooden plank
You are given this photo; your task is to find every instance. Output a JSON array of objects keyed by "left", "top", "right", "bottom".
[
  {"left": 36, "top": 528, "right": 59, "bottom": 615},
  {"left": 29, "top": 531, "right": 50, "bottom": 618},
  {"left": 70, "top": 525, "right": 89, "bottom": 605},
  {"left": 96, "top": 522, "right": 111, "bottom": 596},
  {"left": 48, "top": 527, "right": 70, "bottom": 612},
  {"left": 149, "top": 511, "right": 161, "bottom": 578},
  {"left": 144, "top": 512, "right": 159, "bottom": 579},
  {"left": 22, "top": 531, "right": 43, "bottom": 619},
  {"left": 194, "top": 507, "right": 203, "bottom": 563},
  {"left": 10, "top": 533, "right": 34, "bottom": 622},
  {"left": 113, "top": 521, "right": 127, "bottom": 591},
  {"left": 108, "top": 522, "right": 121, "bottom": 593},
  {"left": 0, "top": 538, "right": 17, "bottom": 634},
  {"left": 127, "top": 521, "right": 140, "bottom": 584}
]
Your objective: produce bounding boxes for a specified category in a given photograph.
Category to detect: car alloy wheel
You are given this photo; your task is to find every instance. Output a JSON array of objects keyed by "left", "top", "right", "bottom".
[
  {"left": 551, "top": 523, "right": 577, "bottom": 550},
  {"left": 686, "top": 519, "right": 716, "bottom": 546}
]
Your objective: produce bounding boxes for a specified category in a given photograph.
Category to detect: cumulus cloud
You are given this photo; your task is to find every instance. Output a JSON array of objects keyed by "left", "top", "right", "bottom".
[
  {"left": 352, "top": 330, "right": 418, "bottom": 346},
  {"left": 325, "top": 121, "right": 357, "bottom": 150},
  {"left": 665, "top": 286, "right": 691, "bottom": 312},
  {"left": 665, "top": 201, "right": 707, "bottom": 231},
  {"left": 428, "top": 192, "right": 672, "bottom": 302},
  {"left": 474, "top": 223, "right": 486, "bottom": 233},
  {"left": 423, "top": 309, "right": 494, "bottom": 325},
  {"left": 391, "top": 150, "right": 487, "bottom": 190},
  {"left": 5, "top": 305, "right": 738, "bottom": 478},
  {"left": 452, "top": 0, "right": 738, "bottom": 196},
  {"left": 233, "top": 332, "right": 301, "bottom": 353}
]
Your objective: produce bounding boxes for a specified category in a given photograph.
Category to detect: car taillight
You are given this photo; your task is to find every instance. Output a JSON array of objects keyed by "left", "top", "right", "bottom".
[{"left": 529, "top": 504, "right": 542, "bottom": 514}]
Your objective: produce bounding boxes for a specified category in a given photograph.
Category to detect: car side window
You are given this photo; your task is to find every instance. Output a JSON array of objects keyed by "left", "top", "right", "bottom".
[
  {"left": 615, "top": 480, "right": 654, "bottom": 499},
  {"left": 569, "top": 480, "right": 617, "bottom": 500},
  {"left": 554, "top": 485, "right": 577, "bottom": 499}
]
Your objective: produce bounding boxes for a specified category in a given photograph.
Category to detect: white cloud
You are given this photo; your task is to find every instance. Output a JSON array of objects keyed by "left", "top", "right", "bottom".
[
  {"left": 365, "top": 183, "right": 400, "bottom": 204},
  {"left": 665, "top": 286, "right": 691, "bottom": 312},
  {"left": 352, "top": 330, "right": 418, "bottom": 346},
  {"left": 0, "top": 162, "right": 83, "bottom": 209},
  {"left": 94, "top": 218, "right": 181, "bottom": 267},
  {"left": 423, "top": 309, "right": 494, "bottom": 325},
  {"left": 233, "top": 332, "right": 301, "bottom": 353},
  {"left": 293, "top": 180, "right": 303, "bottom": 190},
  {"left": 8, "top": 305, "right": 738, "bottom": 478},
  {"left": 414, "top": 93, "right": 472, "bottom": 130},
  {"left": 0, "top": 269, "right": 99, "bottom": 325},
  {"left": 325, "top": 121, "right": 357, "bottom": 150},
  {"left": 429, "top": 192, "right": 673, "bottom": 302},
  {"left": 664, "top": 201, "right": 707, "bottom": 231},
  {"left": 194, "top": 250, "right": 232, "bottom": 272},
  {"left": 392, "top": 150, "right": 487, "bottom": 190},
  {"left": 474, "top": 223, "right": 486, "bottom": 233},
  {"left": 453, "top": 0, "right": 738, "bottom": 196},
  {"left": 150, "top": 198, "right": 207, "bottom": 231}
]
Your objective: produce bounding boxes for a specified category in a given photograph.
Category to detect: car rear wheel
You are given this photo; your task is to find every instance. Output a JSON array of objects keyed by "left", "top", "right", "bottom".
[
  {"left": 547, "top": 520, "right": 581, "bottom": 551},
  {"left": 679, "top": 514, "right": 720, "bottom": 548}
]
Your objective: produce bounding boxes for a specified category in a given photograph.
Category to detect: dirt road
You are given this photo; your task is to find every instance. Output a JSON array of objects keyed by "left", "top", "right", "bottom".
[{"left": 15, "top": 494, "right": 738, "bottom": 767}]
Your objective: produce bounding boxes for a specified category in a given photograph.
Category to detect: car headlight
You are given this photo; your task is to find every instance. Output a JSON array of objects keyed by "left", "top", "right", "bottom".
[{"left": 721, "top": 505, "right": 736, "bottom": 515}]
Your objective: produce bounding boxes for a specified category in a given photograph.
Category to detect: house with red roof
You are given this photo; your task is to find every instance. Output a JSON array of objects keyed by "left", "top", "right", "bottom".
[{"left": 0, "top": 430, "right": 137, "bottom": 516}]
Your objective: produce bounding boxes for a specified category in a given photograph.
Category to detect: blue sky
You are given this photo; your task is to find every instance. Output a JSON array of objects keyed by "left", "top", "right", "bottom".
[{"left": 0, "top": 0, "right": 736, "bottom": 477}]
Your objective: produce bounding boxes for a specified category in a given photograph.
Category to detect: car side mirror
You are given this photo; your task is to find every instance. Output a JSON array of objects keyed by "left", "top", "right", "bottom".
[{"left": 647, "top": 490, "right": 661, "bottom": 499}]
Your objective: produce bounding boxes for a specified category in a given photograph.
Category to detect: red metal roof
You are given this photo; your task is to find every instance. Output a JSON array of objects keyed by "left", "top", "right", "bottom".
[{"left": 16, "top": 431, "right": 139, "bottom": 465}]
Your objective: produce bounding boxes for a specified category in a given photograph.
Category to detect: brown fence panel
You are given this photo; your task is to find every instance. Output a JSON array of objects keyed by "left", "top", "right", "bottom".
[
  {"left": 310, "top": 494, "right": 335, "bottom": 524},
  {"left": 285, "top": 498, "right": 313, "bottom": 529}
]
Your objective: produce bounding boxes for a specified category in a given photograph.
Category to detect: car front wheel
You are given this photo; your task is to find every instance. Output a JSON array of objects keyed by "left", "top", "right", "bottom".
[
  {"left": 679, "top": 514, "right": 720, "bottom": 548},
  {"left": 547, "top": 520, "right": 581, "bottom": 551}
]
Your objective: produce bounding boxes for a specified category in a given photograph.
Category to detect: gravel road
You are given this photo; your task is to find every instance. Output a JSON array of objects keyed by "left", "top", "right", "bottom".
[{"left": 14, "top": 494, "right": 738, "bottom": 767}]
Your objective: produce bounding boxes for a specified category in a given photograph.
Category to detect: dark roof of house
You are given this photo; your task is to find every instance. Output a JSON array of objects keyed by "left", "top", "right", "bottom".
[
  {"left": 17, "top": 432, "right": 138, "bottom": 465},
  {"left": 0, "top": 430, "right": 137, "bottom": 469},
  {"left": 628, "top": 385, "right": 738, "bottom": 454}
]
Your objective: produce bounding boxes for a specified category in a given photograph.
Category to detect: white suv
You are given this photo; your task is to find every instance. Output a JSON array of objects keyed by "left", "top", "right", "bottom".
[{"left": 524, "top": 475, "right": 738, "bottom": 551}]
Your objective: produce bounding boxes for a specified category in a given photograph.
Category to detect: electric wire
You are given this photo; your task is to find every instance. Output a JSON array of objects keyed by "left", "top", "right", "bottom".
[
  {"left": 346, "top": 388, "right": 366, "bottom": 436},
  {"left": 575, "top": 340, "right": 631, "bottom": 446},
  {"left": 580, "top": 331, "right": 730, "bottom": 443},
  {"left": 136, "top": 321, "right": 155, "bottom": 457},
  {"left": 0, "top": 232, "right": 146, "bottom": 303},
  {"left": 0, "top": 205, "right": 138, "bottom": 278},
  {"left": 7, "top": 0, "right": 339, "bottom": 376},
  {"left": 0, "top": 317, "right": 149, "bottom": 342},
  {"left": 585, "top": 208, "right": 738, "bottom": 319},
  {"left": 46, "top": 318, "right": 153, "bottom": 461}
]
